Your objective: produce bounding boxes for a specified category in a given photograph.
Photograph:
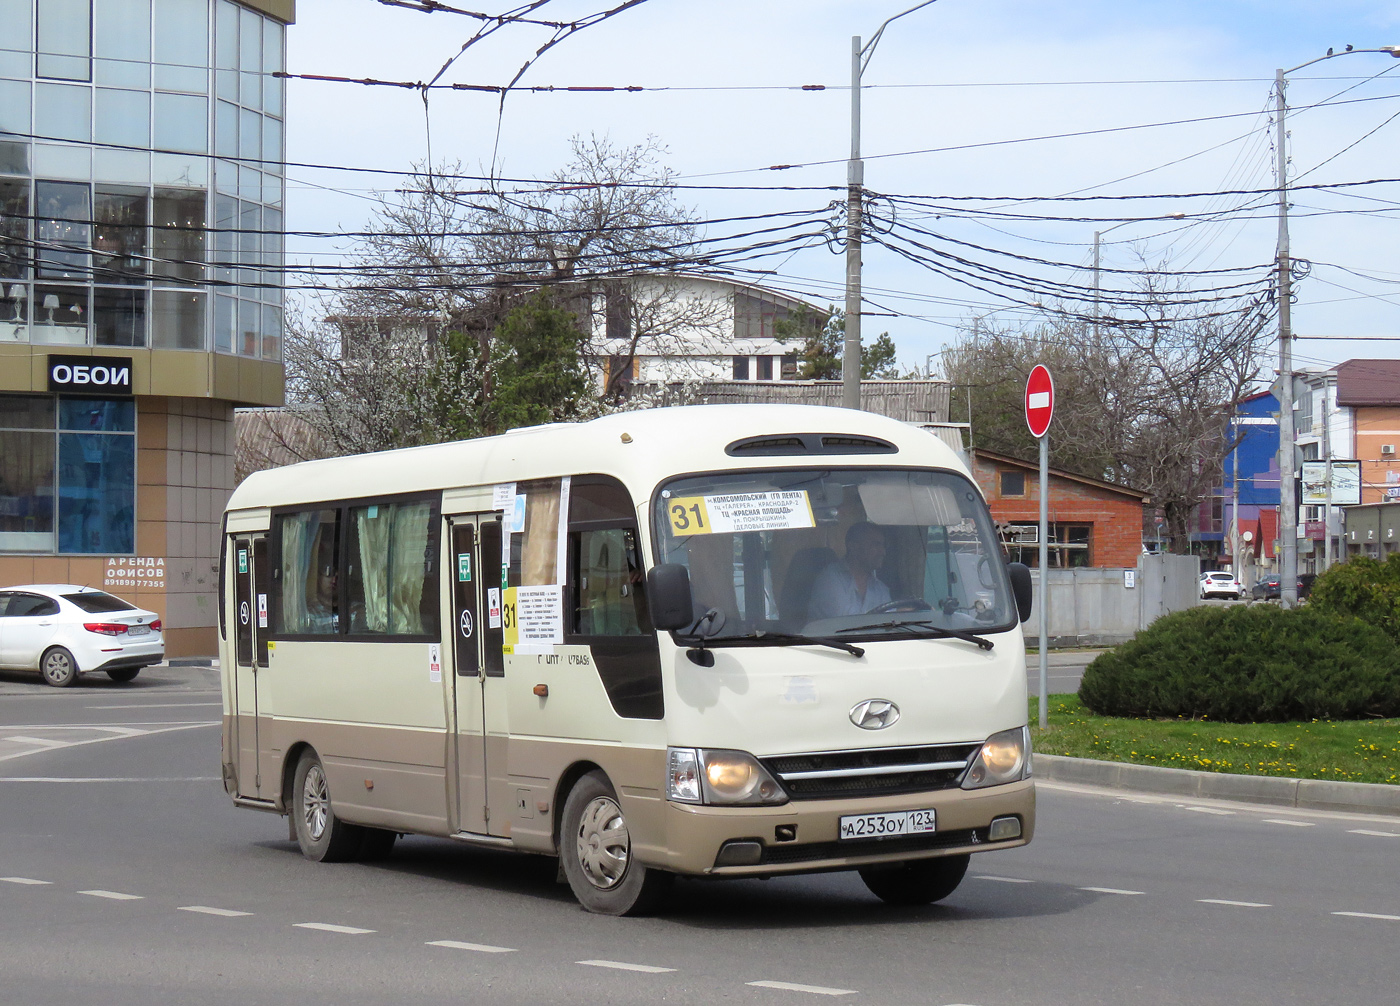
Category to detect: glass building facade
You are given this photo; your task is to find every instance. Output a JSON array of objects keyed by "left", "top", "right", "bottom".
[{"left": 0, "top": 0, "right": 293, "bottom": 656}]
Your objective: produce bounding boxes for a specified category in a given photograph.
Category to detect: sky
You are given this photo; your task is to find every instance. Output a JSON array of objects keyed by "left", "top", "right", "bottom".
[{"left": 283, "top": 0, "right": 1400, "bottom": 377}]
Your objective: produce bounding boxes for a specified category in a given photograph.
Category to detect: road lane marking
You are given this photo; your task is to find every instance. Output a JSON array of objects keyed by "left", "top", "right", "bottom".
[
  {"left": 0, "top": 777, "right": 219, "bottom": 782},
  {"left": 1079, "top": 887, "right": 1145, "bottom": 895},
  {"left": 294, "top": 923, "right": 375, "bottom": 934},
  {"left": 1182, "top": 806, "right": 1234, "bottom": 816},
  {"left": 78, "top": 890, "right": 143, "bottom": 900},
  {"left": 1347, "top": 829, "right": 1400, "bottom": 838},
  {"left": 747, "top": 980, "right": 857, "bottom": 996},
  {"left": 973, "top": 875, "right": 1034, "bottom": 883},
  {"left": 0, "top": 722, "right": 217, "bottom": 764},
  {"left": 3, "top": 736, "right": 68, "bottom": 749},
  {"left": 1262, "top": 819, "right": 1315, "bottom": 827},
  {"left": 179, "top": 906, "right": 252, "bottom": 917},
  {"left": 1333, "top": 911, "right": 1400, "bottom": 921},
  {"left": 0, "top": 877, "right": 51, "bottom": 885},
  {"left": 577, "top": 960, "right": 676, "bottom": 973},
  {"left": 427, "top": 940, "right": 517, "bottom": 953},
  {"left": 1198, "top": 899, "right": 1271, "bottom": 908},
  {"left": 84, "top": 702, "right": 222, "bottom": 709}
]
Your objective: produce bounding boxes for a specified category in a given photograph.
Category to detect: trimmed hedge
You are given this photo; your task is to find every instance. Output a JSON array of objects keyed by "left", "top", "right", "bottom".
[
  {"left": 1308, "top": 554, "right": 1400, "bottom": 643},
  {"left": 1078, "top": 604, "right": 1400, "bottom": 723}
]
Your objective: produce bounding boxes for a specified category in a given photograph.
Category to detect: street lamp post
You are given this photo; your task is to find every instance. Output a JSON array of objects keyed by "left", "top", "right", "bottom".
[
  {"left": 1274, "top": 46, "right": 1399, "bottom": 607},
  {"left": 842, "top": 1, "right": 942, "bottom": 410}
]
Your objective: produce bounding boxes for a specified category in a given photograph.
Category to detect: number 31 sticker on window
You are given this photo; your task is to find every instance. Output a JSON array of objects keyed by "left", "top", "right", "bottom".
[{"left": 668, "top": 491, "right": 816, "bottom": 535}]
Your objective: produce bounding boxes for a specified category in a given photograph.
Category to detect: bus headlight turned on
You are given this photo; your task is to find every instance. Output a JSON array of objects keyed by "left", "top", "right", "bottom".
[
  {"left": 962, "top": 726, "right": 1032, "bottom": 789},
  {"left": 667, "top": 748, "right": 787, "bottom": 805}
]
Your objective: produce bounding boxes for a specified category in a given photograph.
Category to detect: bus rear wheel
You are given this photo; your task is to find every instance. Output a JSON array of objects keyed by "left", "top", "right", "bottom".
[
  {"left": 859, "top": 853, "right": 970, "bottom": 906},
  {"left": 560, "top": 770, "right": 672, "bottom": 916},
  {"left": 292, "top": 749, "right": 365, "bottom": 863}
]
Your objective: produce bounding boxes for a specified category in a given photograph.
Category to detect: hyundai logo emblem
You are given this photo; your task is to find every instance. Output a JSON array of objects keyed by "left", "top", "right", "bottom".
[{"left": 849, "top": 698, "right": 900, "bottom": 730}]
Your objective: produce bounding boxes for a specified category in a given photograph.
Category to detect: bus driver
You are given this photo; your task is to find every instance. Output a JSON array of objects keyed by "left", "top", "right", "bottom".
[{"left": 807, "top": 521, "right": 892, "bottom": 619}]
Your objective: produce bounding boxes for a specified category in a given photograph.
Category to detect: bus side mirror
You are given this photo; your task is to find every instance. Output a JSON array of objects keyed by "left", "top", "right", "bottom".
[
  {"left": 1008, "top": 562, "right": 1033, "bottom": 623},
  {"left": 647, "top": 564, "right": 694, "bottom": 631}
]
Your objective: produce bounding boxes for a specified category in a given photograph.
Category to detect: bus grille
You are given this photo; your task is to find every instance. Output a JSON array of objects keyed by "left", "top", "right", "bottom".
[{"left": 761, "top": 743, "right": 979, "bottom": 801}]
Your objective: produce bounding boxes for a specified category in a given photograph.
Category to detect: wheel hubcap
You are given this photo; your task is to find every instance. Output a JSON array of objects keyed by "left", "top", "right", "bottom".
[
  {"left": 43, "top": 653, "right": 70, "bottom": 682},
  {"left": 575, "top": 795, "right": 629, "bottom": 889},
  {"left": 303, "top": 763, "right": 329, "bottom": 841}
]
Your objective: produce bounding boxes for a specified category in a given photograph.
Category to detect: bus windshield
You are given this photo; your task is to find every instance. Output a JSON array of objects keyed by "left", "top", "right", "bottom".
[{"left": 653, "top": 467, "right": 1017, "bottom": 641}]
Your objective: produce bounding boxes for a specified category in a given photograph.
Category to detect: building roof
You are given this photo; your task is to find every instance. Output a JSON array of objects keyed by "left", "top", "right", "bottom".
[
  {"left": 1336, "top": 359, "right": 1400, "bottom": 407},
  {"left": 973, "top": 449, "right": 1150, "bottom": 503}
]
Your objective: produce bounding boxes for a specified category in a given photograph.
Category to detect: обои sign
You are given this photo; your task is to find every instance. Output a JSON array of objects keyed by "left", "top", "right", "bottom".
[{"left": 47, "top": 354, "right": 133, "bottom": 395}]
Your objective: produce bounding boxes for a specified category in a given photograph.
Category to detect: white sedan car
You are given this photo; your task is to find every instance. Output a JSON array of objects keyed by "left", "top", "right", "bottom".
[
  {"left": 0, "top": 584, "right": 164, "bottom": 687},
  {"left": 1199, "top": 571, "right": 1244, "bottom": 599}
]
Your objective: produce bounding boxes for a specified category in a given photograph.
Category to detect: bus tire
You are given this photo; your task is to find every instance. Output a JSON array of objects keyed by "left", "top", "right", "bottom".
[
  {"left": 560, "top": 770, "right": 673, "bottom": 916},
  {"left": 859, "top": 853, "right": 970, "bottom": 906},
  {"left": 292, "top": 749, "right": 364, "bottom": 863}
]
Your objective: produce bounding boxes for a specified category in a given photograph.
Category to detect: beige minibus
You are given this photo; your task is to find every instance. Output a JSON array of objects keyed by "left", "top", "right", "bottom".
[{"left": 220, "top": 404, "right": 1035, "bottom": 914}]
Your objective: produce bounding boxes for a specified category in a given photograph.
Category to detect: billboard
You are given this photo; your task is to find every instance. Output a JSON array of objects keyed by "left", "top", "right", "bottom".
[{"left": 1300, "top": 460, "right": 1361, "bottom": 506}]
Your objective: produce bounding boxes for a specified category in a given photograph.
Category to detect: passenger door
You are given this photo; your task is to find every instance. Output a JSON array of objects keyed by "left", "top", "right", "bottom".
[
  {"left": 449, "top": 516, "right": 506, "bottom": 836},
  {"left": 230, "top": 535, "right": 269, "bottom": 797},
  {"left": 1, "top": 592, "right": 62, "bottom": 670}
]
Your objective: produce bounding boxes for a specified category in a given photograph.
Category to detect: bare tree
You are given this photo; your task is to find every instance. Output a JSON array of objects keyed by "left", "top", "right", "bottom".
[{"left": 944, "top": 267, "right": 1273, "bottom": 552}]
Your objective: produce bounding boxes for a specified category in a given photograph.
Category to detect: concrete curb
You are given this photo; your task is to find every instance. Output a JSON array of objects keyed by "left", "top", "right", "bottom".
[{"left": 1036, "top": 754, "right": 1400, "bottom": 818}]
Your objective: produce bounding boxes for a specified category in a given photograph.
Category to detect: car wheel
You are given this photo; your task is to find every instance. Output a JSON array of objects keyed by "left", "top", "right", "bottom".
[
  {"left": 859, "top": 853, "right": 970, "bottom": 906},
  {"left": 105, "top": 667, "right": 141, "bottom": 683},
  {"left": 40, "top": 647, "right": 79, "bottom": 688},
  {"left": 560, "top": 770, "right": 673, "bottom": 916},
  {"left": 291, "top": 749, "right": 365, "bottom": 863}
]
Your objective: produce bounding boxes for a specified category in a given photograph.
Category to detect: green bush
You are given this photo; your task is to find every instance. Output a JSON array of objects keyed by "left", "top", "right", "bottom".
[
  {"left": 1308, "top": 554, "right": 1400, "bottom": 643},
  {"left": 1078, "top": 604, "right": 1400, "bottom": 723}
]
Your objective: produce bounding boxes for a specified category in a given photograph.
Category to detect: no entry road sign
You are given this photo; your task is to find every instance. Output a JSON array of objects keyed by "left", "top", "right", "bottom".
[{"left": 1025, "top": 365, "right": 1054, "bottom": 439}]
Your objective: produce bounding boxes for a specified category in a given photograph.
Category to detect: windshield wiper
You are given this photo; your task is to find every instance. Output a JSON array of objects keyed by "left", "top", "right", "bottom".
[
  {"left": 680, "top": 629, "right": 864, "bottom": 658},
  {"left": 736, "top": 630, "right": 865, "bottom": 657},
  {"left": 834, "top": 619, "right": 995, "bottom": 651}
]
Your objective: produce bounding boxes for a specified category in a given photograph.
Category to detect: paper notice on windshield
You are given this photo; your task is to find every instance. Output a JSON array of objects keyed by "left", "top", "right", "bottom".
[{"left": 666, "top": 491, "right": 815, "bottom": 535}]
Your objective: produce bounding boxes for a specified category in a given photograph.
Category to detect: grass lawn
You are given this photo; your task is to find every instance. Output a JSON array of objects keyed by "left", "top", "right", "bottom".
[{"left": 1030, "top": 694, "right": 1400, "bottom": 786}]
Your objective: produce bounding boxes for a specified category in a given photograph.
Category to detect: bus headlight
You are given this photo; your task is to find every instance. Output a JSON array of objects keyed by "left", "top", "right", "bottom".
[
  {"left": 962, "top": 726, "right": 1032, "bottom": 789},
  {"left": 666, "top": 748, "right": 787, "bottom": 805}
]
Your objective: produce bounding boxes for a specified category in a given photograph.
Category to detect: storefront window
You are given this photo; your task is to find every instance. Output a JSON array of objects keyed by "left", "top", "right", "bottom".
[{"left": 0, "top": 394, "right": 134, "bottom": 555}]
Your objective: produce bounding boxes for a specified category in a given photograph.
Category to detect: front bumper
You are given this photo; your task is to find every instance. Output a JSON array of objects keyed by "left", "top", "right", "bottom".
[{"left": 656, "top": 779, "right": 1034, "bottom": 876}]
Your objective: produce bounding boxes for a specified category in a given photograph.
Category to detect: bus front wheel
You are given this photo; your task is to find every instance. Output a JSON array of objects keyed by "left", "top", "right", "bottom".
[
  {"left": 292, "top": 749, "right": 365, "bottom": 863},
  {"left": 859, "top": 853, "right": 970, "bottom": 906},
  {"left": 560, "top": 770, "right": 673, "bottom": 916}
]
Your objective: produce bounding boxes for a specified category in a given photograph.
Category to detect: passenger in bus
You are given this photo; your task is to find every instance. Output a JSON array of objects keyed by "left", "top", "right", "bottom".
[{"left": 807, "top": 522, "right": 892, "bottom": 619}]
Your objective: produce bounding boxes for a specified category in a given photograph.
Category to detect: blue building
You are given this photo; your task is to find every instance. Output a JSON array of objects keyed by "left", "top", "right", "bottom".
[{"left": 1192, "top": 391, "right": 1280, "bottom": 564}]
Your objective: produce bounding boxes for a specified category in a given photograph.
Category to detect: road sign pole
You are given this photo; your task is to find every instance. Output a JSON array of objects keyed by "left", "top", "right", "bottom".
[
  {"left": 1025, "top": 364, "right": 1054, "bottom": 730},
  {"left": 1038, "top": 432, "right": 1049, "bottom": 729}
]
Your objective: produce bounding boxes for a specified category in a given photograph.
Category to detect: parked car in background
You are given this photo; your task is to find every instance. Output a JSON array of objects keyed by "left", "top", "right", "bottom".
[
  {"left": 0, "top": 585, "right": 163, "bottom": 687},
  {"left": 1250, "top": 574, "right": 1310, "bottom": 602},
  {"left": 1200, "top": 570, "right": 1243, "bottom": 599}
]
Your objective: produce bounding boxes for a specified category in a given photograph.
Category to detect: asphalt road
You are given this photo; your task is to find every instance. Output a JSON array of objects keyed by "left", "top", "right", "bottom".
[{"left": 2, "top": 666, "right": 1399, "bottom": 1005}]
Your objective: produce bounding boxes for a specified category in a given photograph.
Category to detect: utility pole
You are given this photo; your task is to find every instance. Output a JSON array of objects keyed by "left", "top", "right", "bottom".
[
  {"left": 1322, "top": 375, "right": 1334, "bottom": 570},
  {"left": 841, "top": 2, "right": 942, "bottom": 411},
  {"left": 1271, "top": 46, "right": 1400, "bottom": 603},
  {"left": 1275, "top": 67, "right": 1299, "bottom": 609},
  {"left": 1230, "top": 411, "right": 1241, "bottom": 584},
  {"left": 841, "top": 35, "right": 863, "bottom": 410}
]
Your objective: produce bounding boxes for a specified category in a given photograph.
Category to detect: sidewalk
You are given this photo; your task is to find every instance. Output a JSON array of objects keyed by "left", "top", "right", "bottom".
[{"left": 1037, "top": 753, "right": 1400, "bottom": 818}]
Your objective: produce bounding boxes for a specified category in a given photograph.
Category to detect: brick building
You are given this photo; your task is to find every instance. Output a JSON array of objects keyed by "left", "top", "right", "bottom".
[{"left": 970, "top": 449, "right": 1149, "bottom": 568}]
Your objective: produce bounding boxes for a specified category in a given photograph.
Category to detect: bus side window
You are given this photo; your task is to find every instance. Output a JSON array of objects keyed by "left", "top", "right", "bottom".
[{"left": 573, "top": 527, "right": 646, "bottom": 636}]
